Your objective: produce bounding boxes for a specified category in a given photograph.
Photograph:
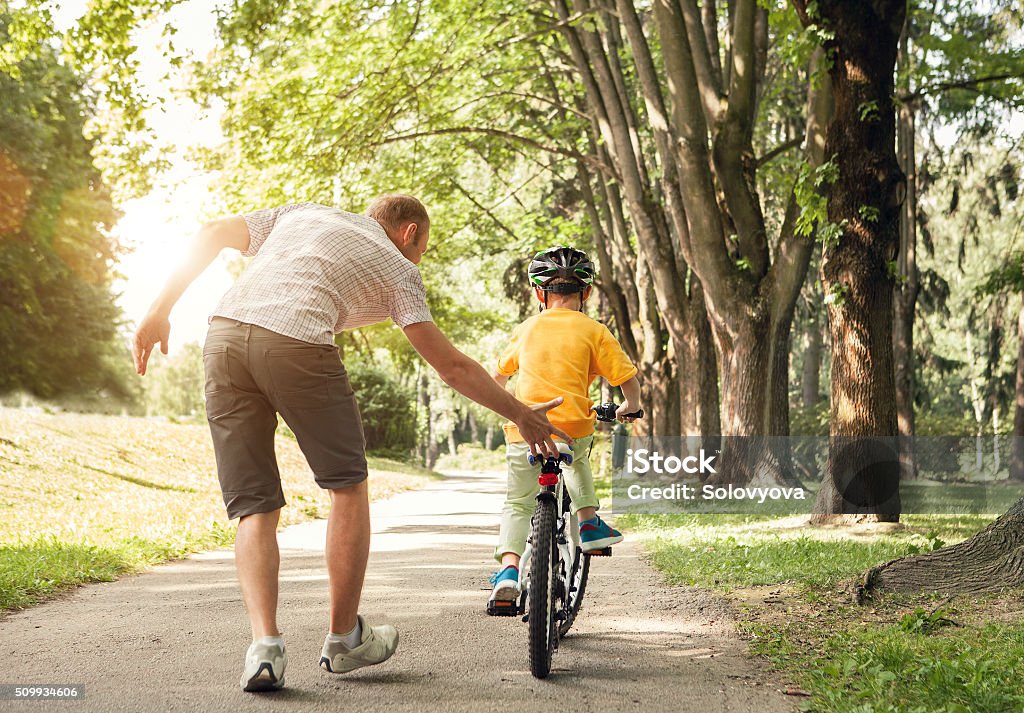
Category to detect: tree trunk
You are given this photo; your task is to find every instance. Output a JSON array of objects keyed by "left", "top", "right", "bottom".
[
  {"left": 420, "top": 373, "right": 440, "bottom": 469},
  {"left": 680, "top": 280, "right": 721, "bottom": 442},
  {"left": 1012, "top": 298, "right": 1024, "bottom": 480},
  {"left": 894, "top": 50, "right": 921, "bottom": 479},
  {"left": 802, "top": 301, "right": 823, "bottom": 408},
  {"left": 796, "top": 0, "right": 907, "bottom": 522},
  {"left": 857, "top": 497, "right": 1024, "bottom": 598}
]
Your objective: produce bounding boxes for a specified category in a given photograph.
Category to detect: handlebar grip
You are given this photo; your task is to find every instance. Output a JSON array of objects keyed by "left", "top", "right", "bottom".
[{"left": 593, "top": 402, "right": 645, "bottom": 422}]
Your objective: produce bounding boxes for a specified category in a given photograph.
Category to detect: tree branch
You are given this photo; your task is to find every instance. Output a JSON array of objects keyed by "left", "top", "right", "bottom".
[
  {"left": 448, "top": 178, "right": 521, "bottom": 242},
  {"left": 496, "top": 6, "right": 604, "bottom": 47},
  {"left": 900, "top": 72, "right": 1024, "bottom": 103},
  {"left": 373, "top": 126, "right": 614, "bottom": 176},
  {"left": 757, "top": 136, "right": 803, "bottom": 167},
  {"left": 679, "top": 0, "right": 724, "bottom": 124}
]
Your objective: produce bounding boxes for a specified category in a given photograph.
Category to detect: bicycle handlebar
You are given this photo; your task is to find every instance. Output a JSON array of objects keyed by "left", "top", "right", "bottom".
[{"left": 593, "top": 402, "right": 644, "bottom": 422}]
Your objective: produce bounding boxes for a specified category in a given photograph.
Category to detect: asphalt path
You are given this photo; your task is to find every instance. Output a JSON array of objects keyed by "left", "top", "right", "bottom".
[{"left": 0, "top": 470, "right": 795, "bottom": 713}]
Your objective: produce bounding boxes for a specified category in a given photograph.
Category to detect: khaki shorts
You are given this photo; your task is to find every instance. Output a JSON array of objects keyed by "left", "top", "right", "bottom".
[{"left": 203, "top": 317, "right": 367, "bottom": 519}]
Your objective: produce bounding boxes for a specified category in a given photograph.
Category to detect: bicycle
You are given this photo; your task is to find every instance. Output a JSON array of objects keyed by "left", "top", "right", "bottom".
[{"left": 487, "top": 402, "right": 643, "bottom": 678}]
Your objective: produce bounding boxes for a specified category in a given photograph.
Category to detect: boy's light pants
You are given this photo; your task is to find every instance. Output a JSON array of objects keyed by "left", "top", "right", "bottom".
[{"left": 494, "top": 434, "right": 599, "bottom": 562}]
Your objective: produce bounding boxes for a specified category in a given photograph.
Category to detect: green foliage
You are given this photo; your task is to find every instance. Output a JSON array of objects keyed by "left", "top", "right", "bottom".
[
  {"left": 0, "top": 531, "right": 232, "bottom": 610},
  {"left": 823, "top": 282, "right": 849, "bottom": 307},
  {"left": 748, "top": 616, "right": 1024, "bottom": 713},
  {"left": 903, "top": 531, "right": 947, "bottom": 554},
  {"left": 0, "top": 11, "right": 133, "bottom": 406},
  {"left": 916, "top": 133, "right": 1023, "bottom": 422},
  {"left": 859, "top": 205, "right": 881, "bottom": 223},
  {"left": 905, "top": 0, "right": 1024, "bottom": 131},
  {"left": 627, "top": 512, "right": 1022, "bottom": 711},
  {"left": 624, "top": 512, "right": 994, "bottom": 583},
  {"left": 794, "top": 158, "right": 844, "bottom": 245},
  {"left": 975, "top": 250, "right": 1024, "bottom": 296},
  {"left": 858, "top": 100, "right": 880, "bottom": 121},
  {"left": 345, "top": 359, "right": 417, "bottom": 456},
  {"left": 143, "top": 342, "right": 204, "bottom": 420},
  {"left": 898, "top": 605, "right": 957, "bottom": 634}
]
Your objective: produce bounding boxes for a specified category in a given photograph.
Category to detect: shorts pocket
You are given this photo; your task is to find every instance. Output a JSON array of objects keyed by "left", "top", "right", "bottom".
[
  {"left": 267, "top": 345, "right": 345, "bottom": 409},
  {"left": 202, "top": 345, "right": 234, "bottom": 420}
]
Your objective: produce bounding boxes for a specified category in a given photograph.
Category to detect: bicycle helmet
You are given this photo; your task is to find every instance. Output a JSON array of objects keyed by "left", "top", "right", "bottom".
[{"left": 528, "top": 246, "right": 596, "bottom": 294}]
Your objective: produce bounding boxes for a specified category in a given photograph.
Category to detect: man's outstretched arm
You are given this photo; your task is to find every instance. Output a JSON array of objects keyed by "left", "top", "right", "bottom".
[
  {"left": 404, "top": 321, "right": 569, "bottom": 458},
  {"left": 132, "top": 216, "right": 249, "bottom": 375}
]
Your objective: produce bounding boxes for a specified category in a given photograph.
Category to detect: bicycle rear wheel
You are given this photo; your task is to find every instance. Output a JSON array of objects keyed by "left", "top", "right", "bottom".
[
  {"left": 558, "top": 547, "right": 590, "bottom": 637},
  {"left": 528, "top": 498, "right": 558, "bottom": 678}
]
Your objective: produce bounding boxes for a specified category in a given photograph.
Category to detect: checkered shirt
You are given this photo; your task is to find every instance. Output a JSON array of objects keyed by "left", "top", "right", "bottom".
[{"left": 210, "top": 203, "right": 433, "bottom": 344}]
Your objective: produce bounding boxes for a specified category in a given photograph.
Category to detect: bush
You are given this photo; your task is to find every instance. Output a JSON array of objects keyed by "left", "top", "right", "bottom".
[{"left": 345, "top": 360, "right": 416, "bottom": 456}]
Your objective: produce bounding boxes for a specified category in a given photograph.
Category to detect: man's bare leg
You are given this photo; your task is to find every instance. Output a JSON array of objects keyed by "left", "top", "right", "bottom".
[
  {"left": 235, "top": 509, "right": 282, "bottom": 639},
  {"left": 326, "top": 480, "right": 371, "bottom": 634}
]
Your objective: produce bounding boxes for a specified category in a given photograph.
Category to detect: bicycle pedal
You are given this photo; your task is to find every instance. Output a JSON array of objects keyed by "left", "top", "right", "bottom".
[
  {"left": 487, "top": 599, "right": 520, "bottom": 616},
  {"left": 585, "top": 547, "right": 613, "bottom": 557}
]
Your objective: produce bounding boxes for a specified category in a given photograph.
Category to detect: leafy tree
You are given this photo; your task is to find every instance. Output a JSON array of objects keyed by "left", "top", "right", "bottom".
[
  {"left": 345, "top": 359, "right": 417, "bottom": 457},
  {"left": 0, "top": 10, "right": 132, "bottom": 405},
  {"left": 892, "top": 0, "right": 1024, "bottom": 479},
  {"left": 792, "top": 0, "right": 907, "bottom": 520}
]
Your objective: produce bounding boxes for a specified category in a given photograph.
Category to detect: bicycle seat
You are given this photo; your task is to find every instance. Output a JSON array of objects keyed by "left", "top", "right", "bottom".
[{"left": 528, "top": 441, "right": 574, "bottom": 466}]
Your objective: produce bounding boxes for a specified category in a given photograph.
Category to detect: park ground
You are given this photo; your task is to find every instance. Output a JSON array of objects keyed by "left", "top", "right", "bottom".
[{"left": 1, "top": 410, "right": 1023, "bottom": 711}]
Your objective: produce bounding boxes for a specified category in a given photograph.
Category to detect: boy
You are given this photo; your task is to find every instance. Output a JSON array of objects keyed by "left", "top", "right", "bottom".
[{"left": 488, "top": 246, "right": 642, "bottom": 608}]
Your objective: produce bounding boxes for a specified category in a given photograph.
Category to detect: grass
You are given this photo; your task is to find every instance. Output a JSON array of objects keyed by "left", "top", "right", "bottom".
[
  {"left": 619, "top": 511, "right": 1024, "bottom": 712},
  {"left": 745, "top": 609, "right": 1024, "bottom": 713},
  {"left": 0, "top": 407, "right": 437, "bottom": 611},
  {"left": 620, "top": 513, "right": 990, "bottom": 590}
]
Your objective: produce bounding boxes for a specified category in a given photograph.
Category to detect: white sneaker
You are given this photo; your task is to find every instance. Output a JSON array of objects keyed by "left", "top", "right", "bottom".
[
  {"left": 240, "top": 638, "right": 286, "bottom": 692},
  {"left": 319, "top": 615, "right": 399, "bottom": 674}
]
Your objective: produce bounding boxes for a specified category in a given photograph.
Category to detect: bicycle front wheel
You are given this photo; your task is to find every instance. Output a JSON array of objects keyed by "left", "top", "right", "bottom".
[{"left": 528, "top": 498, "right": 558, "bottom": 678}]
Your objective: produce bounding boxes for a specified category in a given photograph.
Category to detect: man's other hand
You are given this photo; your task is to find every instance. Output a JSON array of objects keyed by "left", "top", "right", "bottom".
[
  {"left": 133, "top": 313, "right": 170, "bottom": 375},
  {"left": 516, "top": 397, "right": 573, "bottom": 458}
]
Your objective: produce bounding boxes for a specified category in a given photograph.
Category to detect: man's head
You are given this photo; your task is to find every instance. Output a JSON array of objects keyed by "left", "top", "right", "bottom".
[
  {"left": 528, "top": 246, "right": 596, "bottom": 311},
  {"left": 366, "top": 194, "right": 430, "bottom": 264}
]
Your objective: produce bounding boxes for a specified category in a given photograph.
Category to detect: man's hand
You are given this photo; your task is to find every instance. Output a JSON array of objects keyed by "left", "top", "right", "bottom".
[
  {"left": 516, "top": 397, "right": 573, "bottom": 458},
  {"left": 131, "top": 216, "right": 249, "bottom": 377},
  {"left": 133, "top": 312, "right": 170, "bottom": 375}
]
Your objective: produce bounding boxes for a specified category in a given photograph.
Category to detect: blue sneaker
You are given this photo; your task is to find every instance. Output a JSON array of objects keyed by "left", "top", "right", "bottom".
[
  {"left": 487, "top": 565, "right": 520, "bottom": 604},
  {"left": 580, "top": 517, "right": 623, "bottom": 552}
]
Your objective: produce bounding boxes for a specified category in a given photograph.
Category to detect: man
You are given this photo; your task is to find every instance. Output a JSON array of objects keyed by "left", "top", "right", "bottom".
[{"left": 132, "top": 195, "right": 569, "bottom": 692}]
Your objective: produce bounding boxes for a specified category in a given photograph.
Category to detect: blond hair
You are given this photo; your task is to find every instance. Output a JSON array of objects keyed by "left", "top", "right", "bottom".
[{"left": 366, "top": 194, "right": 429, "bottom": 237}]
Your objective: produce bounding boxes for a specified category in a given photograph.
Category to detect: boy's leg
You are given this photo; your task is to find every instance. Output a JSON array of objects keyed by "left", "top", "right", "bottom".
[
  {"left": 495, "top": 441, "right": 540, "bottom": 563},
  {"left": 490, "top": 441, "right": 538, "bottom": 605},
  {"left": 561, "top": 435, "right": 600, "bottom": 516},
  {"left": 561, "top": 435, "right": 623, "bottom": 550}
]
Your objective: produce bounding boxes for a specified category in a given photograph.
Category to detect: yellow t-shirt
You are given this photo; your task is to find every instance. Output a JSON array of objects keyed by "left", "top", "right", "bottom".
[{"left": 497, "top": 308, "right": 638, "bottom": 442}]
